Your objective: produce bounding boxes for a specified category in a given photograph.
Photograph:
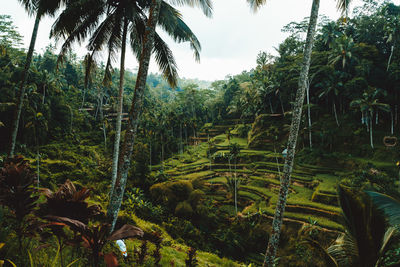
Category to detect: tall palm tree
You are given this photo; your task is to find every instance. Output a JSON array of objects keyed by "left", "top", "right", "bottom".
[
  {"left": 350, "top": 88, "right": 390, "bottom": 149},
  {"left": 51, "top": 0, "right": 206, "bottom": 204},
  {"left": 246, "top": 0, "right": 352, "bottom": 266},
  {"left": 9, "top": 0, "right": 68, "bottom": 157},
  {"left": 107, "top": 0, "right": 212, "bottom": 231}
]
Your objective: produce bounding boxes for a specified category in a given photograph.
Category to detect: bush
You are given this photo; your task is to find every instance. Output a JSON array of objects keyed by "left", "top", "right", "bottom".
[
  {"left": 188, "top": 189, "right": 205, "bottom": 208},
  {"left": 175, "top": 201, "right": 193, "bottom": 218},
  {"left": 168, "top": 181, "right": 193, "bottom": 202}
]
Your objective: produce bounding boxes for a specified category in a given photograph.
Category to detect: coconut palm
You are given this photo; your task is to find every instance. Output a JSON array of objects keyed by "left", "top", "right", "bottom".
[
  {"left": 51, "top": 0, "right": 208, "bottom": 209},
  {"left": 246, "top": 0, "right": 352, "bottom": 265},
  {"left": 107, "top": 0, "right": 212, "bottom": 231},
  {"left": 350, "top": 88, "right": 390, "bottom": 149},
  {"left": 9, "top": 0, "right": 69, "bottom": 157}
]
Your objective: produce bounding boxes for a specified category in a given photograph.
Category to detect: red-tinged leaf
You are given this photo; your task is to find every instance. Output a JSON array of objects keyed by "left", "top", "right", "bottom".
[
  {"left": 104, "top": 253, "right": 119, "bottom": 267},
  {"left": 108, "top": 224, "right": 144, "bottom": 241},
  {"left": 45, "top": 216, "right": 88, "bottom": 234}
]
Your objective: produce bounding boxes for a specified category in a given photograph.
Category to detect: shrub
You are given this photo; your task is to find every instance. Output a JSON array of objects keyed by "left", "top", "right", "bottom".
[
  {"left": 168, "top": 181, "right": 193, "bottom": 202},
  {"left": 175, "top": 201, "right": 193, "bottom": 218},
  {"left": 188, "top": 189, "right": 205, "bottom": 208}
]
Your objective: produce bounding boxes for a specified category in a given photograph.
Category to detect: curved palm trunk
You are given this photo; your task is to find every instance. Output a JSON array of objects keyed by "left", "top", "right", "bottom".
[
  {"left": 263, "top": 0, "right": 320, "bottom": 265},
  {"left": 107, "top": 0, "right": 162, "bottom": 231},
  {"left": 109, "top": 19, "right": 128, "bottom": 198},
  {"left": 387, "top": 44, "right": 394, "bottom": 71},
  {"left": 9, "top": 12, "right": 41, "bottom": 157}
]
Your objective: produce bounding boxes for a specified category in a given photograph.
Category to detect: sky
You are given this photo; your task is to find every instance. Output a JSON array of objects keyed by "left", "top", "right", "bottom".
[{"left": 2, "top": 0, "right": 400, "bottom": 81}]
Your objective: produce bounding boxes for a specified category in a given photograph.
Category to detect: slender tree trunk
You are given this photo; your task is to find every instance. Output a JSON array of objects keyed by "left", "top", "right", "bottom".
[
  {"left": 279, "top": 92, "right": 285, "bottom": 115},
  {"left": 333, "top": 101, "right": 339, "bottom": 126},
  {"left": 391, "top": 110, "right": 394, "bottom": 135},
  {"left": 107, "top": 0, "right": 162, "bottom": 232},
  {"left": 109, "top": 19, "right": 128, "bottom": 198},
  {"left": 9, "top": 12, "right": 41, "bottom": 157},
  {"left": 103, "top": 122, "right": 107, "bottom": 150},
  {"left": 80, "top": 88, "right": 86, "bottom": 110},
  {"left": 263, "top": 0, "right": 320, "bottom": 265},
  {"left": 370, "top": 111, "right": 374, "bottom": 149},
  {"left": 269, "top": 98, "right": 274, "bottom": 114},
  {"left": 161, "top": 134, "right": 164, "bottom": 171},
  {"left": 234, "top": 158, "right": 238, "bottom": 215},
  {"left": 306, "top": 79, "right": 312, "bottom": 149},
  {"left": 149, "top": 140, "right": 152, "bottom": 171},
  {"left": 387, "top": 44, "right": 394, "bottom": 71},
  {"left": 36, "top": 151, "right": 40, "bottom": 189},
  {"left": 376, "top": 110, "right": 378, "bottom": 125}
]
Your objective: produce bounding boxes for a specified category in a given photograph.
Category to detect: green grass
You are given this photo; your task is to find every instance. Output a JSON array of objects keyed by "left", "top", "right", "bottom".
[{"left": 175, "top": 170, "right": 215, "bottom": 180}]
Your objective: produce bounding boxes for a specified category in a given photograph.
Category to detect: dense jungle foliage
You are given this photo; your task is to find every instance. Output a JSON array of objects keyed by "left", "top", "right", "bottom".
[{"left": 1, "top": 0, "right": 400, "bottom": 266}]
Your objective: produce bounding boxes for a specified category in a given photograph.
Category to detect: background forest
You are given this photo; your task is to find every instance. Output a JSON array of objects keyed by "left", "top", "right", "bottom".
[{"left": 1, "top": 0, "right": 400, "bottom": 266}]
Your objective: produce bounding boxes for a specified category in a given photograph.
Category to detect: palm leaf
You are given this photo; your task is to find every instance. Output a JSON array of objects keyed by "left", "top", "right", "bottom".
[
  {"left": 246, "top": 0, "right": 267, "bottom": 12},
  {"left": 366, "top": 191, "right": 400, "bottom": 226},
  {"left": 108, "top": 224, "right": 144, "bottom": 240},
  {"left": 336, "top": 0, "right": 353, "bottom": 16},
  {"left": 338, "top": 186, "right": 387, "bottom": 267},
  {"left": 153, "top": 34, "right": 178, "bottom": 87},
  {"left": 302, "top": 239, "right": 338, "bottom": 267},
  {"left": 167, "top": 0, "right": 213, "bottom": 17}
]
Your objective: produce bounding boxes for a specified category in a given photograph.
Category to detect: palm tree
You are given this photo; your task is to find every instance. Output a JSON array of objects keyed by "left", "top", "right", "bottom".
[
  {"left": 9, "top": 0, "right": 67, "bottom": 157},
  {"left": 51, "top": 0, "right": 207, "bottom": 206},
  {"left": 246, "top": 0, "right": 352, "bottom": 265},
  {"left": 350, "top": 88, "right": 390, "bottom": 149},
  {"left": 308, "top": 187, "right": 399, "bottom": 267},
  {"left": 107, "top": 0, "right": 213, "bottom": 231}
]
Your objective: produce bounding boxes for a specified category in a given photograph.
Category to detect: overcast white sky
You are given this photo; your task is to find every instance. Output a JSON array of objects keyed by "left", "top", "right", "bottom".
[{"left": 2, "top": 0, "right": 400, "bottom": 81}]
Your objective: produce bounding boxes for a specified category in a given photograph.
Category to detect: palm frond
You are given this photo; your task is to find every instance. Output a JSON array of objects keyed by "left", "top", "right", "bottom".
[
  {"left": 327, "top": 232, "right": 358, "bottom": 266},
  {"left": 302, "top": 239, "right": 338, "bottom": 267},
  {"left": 17, "top": 0, "right": 37, "bottom": 16},
  {"left": 167, "top": 0, "right": 213, "bottom": 17},
  {"left": 366, "top": 191, "right": 400, "bottom": 226},
  {"left": 338, "top": 186, "right": 387, "bottom": 267},
  {"left": 246, "top": 0, "right": 267, "bottom": 12},
  {"left": 158, "top": 2, "right": 201, "bottom": 61},
  {"left": 103, "top": 51, "right": 113, "bottom": 87},
  {"left": 84, "top": 52, "right": 96, "bottom": 89},
  {"left": 130, "top": 14, "right": 179, "bottom": 87},
  {"left": 336, "top": 0, "right": 353, "bottom": 17},
  {"left": 153, "top": 33, "right": 178, "bottom": 87}
]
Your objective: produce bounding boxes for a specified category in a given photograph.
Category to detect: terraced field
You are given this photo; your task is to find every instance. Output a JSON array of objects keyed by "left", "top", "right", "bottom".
[{"left": 151, "top": 122, "right": 346, "bottom": 232}]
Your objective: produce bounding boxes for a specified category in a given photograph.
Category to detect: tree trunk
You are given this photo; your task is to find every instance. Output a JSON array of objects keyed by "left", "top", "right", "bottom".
[
  {"left": 263, "top": 0, "right": 320, "bottom": 265},
  {"left": 333, "top": 101, "right": 340, "bottom": 126},
  {"left": 109, "top": 19, "right": 128, "bottom": 198},
  {"left": 269, "top": 98, "right": 274, "bottom": 114},
  {"left": 234, "top": 158, "right": 238, "bottom": 215},
  {"left": 107, "top": 0, "right": 162, "bottom": 232},
  {"left": 36, "top": 152, "right": 40, "bottom": 189},
  {"left": 370, "top": 111, "right": 374, "bottom": 149},
  {"left": 387, "top": 44, "right": 394, "bottom": 71},
  {"left": 391, "top": 110, "right": 394, "bottom": 135},
  {"left": 306, "top": 78, "right": 312, "bottom": 149},
  {"left": 149, "top": 140, "right": 152, "bottom": 171},
  {"left": 9, "top": 12, "right": 41, "bottom": 157},
  {"left": 279, "top": 92, "right": 285, "bottom": 115}
]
